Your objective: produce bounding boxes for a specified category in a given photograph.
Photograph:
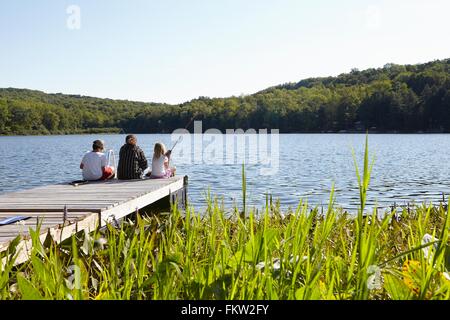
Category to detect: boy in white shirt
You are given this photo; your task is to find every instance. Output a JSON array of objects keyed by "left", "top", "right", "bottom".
[{"left": 80, "top": 140, "right": 115, "bottom": 181}]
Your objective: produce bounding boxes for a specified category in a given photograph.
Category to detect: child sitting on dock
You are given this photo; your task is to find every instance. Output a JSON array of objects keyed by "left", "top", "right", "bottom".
[
  {"left": 148, "top": 142, "right": 176, "bottom": 179},
  {"left": 80, "top": 140, "right": 115, "bottom": 181}
]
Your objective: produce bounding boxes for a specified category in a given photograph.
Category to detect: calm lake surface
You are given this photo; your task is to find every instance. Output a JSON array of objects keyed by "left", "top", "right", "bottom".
[{"left": 0, "top": 134, "right": 449, "bottom": 213}]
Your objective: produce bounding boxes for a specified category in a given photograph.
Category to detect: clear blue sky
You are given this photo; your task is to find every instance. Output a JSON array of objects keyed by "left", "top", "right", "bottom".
[{"left": 1, "top": 0, "right": 449, "bottom": 104}]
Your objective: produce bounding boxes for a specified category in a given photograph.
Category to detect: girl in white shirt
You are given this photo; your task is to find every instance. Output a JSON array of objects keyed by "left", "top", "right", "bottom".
[{"left": 150, "top": 142, "right": 176, "bottom": 179}]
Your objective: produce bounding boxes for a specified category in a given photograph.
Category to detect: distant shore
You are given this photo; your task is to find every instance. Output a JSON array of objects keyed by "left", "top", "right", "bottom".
[
  {"left": 1, "top": 130, "right": 449, "bottom": 137},
  {"left": 2, "top": 58, "right": 450, "bottom": 139}
]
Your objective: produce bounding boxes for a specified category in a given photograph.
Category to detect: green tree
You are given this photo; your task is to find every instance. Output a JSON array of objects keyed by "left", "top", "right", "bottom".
[
  {"left": 0, "top": 99, "right": 10, "bottom": 133},
  {"left": 42, "top": 110, "right": 60, "bottom": 131}
]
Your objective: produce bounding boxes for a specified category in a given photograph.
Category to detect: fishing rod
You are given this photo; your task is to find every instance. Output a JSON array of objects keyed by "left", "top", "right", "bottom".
[
  {"left": 170, "top": 135, "right": 183, "bottom": 152},
  {"left": 169, "top": 113, "right": 198, "bottom": 152},
  {"left": 166, "top": 113, "right": 198, "bottom": 173}
]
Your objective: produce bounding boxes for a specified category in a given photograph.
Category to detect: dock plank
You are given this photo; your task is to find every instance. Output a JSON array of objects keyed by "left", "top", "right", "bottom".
[{"left": 0, "top": 176, "right": 187, "bottom": 265}]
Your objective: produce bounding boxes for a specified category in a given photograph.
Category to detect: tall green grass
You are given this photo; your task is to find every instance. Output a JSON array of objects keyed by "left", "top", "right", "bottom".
[{"left": 1, "top": 136, "right": 449, "bottom": 300}]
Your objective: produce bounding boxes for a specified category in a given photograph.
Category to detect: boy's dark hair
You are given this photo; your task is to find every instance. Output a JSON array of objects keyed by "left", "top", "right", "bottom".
[{"left": 93, "top": 140, "right": 104, "bottom": 151}]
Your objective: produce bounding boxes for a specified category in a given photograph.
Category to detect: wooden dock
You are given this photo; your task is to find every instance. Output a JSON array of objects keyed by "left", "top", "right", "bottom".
[{"left": 0, "top": 176, "right": 187, "bottom": 265}]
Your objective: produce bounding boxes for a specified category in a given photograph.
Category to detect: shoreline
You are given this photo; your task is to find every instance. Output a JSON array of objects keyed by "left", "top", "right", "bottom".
[{"left": 2, "top": 131, "right": 450, "bottom": 137}]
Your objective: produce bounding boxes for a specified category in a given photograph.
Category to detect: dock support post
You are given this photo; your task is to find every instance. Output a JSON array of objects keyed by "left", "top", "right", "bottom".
[
  {"left": 183, "top": 175, "right": 188, "bottom": 210},
  {"left": 168, "top": 175, "right": 188, "bottom": 210}
]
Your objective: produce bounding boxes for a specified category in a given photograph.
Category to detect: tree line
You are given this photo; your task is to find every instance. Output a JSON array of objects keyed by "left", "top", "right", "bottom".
[{"left": 1, "top": 58, "right": 449, "bottom": 135}]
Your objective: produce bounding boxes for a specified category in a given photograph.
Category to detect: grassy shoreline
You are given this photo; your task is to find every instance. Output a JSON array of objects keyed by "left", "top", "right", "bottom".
[
  {"left": 1, "top": 198, "right": 449, "bottom": 300},
  {"left": 0, "top": 127, "right": 123, "bottom": 136}
]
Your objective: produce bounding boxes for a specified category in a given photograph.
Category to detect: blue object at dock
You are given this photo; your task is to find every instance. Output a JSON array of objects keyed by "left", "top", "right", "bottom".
[{"left": 0, "top": 216, "right": 31, "bottom": 226}]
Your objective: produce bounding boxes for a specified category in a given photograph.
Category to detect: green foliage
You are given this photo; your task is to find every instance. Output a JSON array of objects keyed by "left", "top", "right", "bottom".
[
  {"left": 1, "top": 58, "right": 449, "bottom": 135},
  {"left": 2, "top": 196, "right": 450, "bottom": 300}
]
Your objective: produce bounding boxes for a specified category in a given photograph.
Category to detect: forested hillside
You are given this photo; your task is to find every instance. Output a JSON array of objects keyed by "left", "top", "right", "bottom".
[{"left": 1, "top": 58, "right": 449, "bottom": 135}]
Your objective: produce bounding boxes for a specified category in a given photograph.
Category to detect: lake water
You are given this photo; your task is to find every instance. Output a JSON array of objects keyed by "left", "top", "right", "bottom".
[{"left": 0, "top": 134, "right": 449, "bottom": 213}]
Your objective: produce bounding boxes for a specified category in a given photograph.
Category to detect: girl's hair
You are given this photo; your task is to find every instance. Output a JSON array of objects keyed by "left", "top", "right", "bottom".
[{"left": 153, "top": 142, "right": 166, "bottom": 158}]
